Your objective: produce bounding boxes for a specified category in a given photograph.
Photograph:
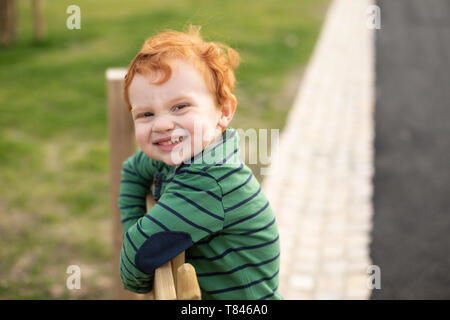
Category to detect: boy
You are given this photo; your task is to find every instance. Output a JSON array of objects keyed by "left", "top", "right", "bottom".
[{"left": 118, "top": 25, "right": 281, "bottom": 300}]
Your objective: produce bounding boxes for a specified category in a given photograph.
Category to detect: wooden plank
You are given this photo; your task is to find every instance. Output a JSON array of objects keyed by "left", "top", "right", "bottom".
[
  {"left": 32, "top": 0, "right": 45, "bottom": 41},
  {"left": 176, "top": 264, "right": 201, "bottom": 300},
  {"left": 0, "top": 0, "right": 16, "bottom": 46},
  {"left": 106, "top": 68, "right": 137, "bottom": 299},
  {"left": 171, "top": 251, "right": 185, "bottom": 294},
  {"left": 154, "top": 261, "right": 177, "bottom": 300}
]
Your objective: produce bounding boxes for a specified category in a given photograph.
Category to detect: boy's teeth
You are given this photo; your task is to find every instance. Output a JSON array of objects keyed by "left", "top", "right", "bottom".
[{"left": 158, "top": 136, "right": 183, "bottom": 145}]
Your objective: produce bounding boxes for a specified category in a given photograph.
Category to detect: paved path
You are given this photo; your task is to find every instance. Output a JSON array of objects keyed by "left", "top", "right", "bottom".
[
  {"left": 370, "top": 0, "right": 450, "bottom": 299},
  {"left": 261, "top": 0, "right": 375, "bottom": 299}
]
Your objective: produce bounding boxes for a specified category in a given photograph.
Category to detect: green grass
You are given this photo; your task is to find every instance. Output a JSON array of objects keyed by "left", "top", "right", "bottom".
[{"left": 0, "top": 0, "right": 329, "bottom": 299}]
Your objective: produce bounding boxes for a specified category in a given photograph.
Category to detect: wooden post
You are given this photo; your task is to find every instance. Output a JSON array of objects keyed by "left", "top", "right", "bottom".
[
  {"left": 154, "top": 261, "right": 177, "bottom": 300},
  {"left": 32, "top": 0, "right": 44, "bottom": 41},
  {"left": 0, "top": 0, "right": 16, "bottom": 46},
  {"left": 171, "top": 251, "right": 185, "bottom": 294},
  {"left": 176, "top": 264, "right": 201, "bottom": 300},
  {"left": 106, "top": 68, "right": 137, "bottom": 299}
]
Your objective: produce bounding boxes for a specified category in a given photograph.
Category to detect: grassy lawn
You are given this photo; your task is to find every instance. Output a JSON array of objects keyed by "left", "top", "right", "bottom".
[{"left": 0, "top": 0, "right": 329, "bottom": 299}]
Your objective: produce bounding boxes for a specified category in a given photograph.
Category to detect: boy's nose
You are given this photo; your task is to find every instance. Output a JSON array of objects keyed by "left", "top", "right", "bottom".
[{"left": 152, "top": 115, "right": 175, "bottom": 132}]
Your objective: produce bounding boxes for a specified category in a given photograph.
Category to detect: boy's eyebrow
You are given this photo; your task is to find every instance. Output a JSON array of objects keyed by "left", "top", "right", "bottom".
[{"left": 131, "top": 95, "right": 195, "bottom": 113}]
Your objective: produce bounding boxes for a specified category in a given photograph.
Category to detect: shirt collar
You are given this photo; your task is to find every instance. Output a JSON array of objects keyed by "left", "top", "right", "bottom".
[{"left": 177, "top": 127, "right": 240, "bottom": 171}]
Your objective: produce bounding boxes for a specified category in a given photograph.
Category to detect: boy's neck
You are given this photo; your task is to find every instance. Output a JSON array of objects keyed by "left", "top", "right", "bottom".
[{"left": 175, "top": 128, "right": 226, "bottom": 168}]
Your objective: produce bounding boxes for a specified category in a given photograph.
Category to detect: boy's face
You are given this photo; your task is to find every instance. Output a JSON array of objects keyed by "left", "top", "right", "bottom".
[{"left": 129, "top": 58, "right": 225, "bottom": 166}]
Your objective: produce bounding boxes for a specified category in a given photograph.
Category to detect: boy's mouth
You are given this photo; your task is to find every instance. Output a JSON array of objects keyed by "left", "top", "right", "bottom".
[
  {"left": 153, "top": 136, "right": 185, "bottom": 151},
  {"left": 153, "top": 136, "right": 184, "bottom": 145}
]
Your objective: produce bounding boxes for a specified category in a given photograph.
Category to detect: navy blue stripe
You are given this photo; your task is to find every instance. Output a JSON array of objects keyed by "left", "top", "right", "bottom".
[
  {"left": 121, "top": 215, "right": 142, "bottom": 223},
  {"left": 214, "top": 129, "right": 237, "bottom": 152},
  {"left": 195, "top": 233, "right": 223, "bottom": 245},
  {"left": 184, "top": 129, "right": 238, "bottom": 168},
  {"left": 240, "top": 218, "right": 276, "bottom": 236},
  {"left": 144, "top": 214, "right": 170, "bottom": 231},
  {"left": 120, "top": 261, "right": 137, "bottom": 280},
  {"left": 206, "top": 270, "right": 279, "bottom": 295},
  {"left": 217, "top": 162, "right": 244, "bottom": 182},
  {"left": 120, "top": 264, "right": 148, "bottom": 282},
  {"left": 201, "top": 146, "right": 239, "bottom": 171},
  {"left": 136, "top": 219, "right": 149, "bottom": 239},
  {"left": 142, "top": 157, "right": 154, "bottom": 178},
  {"left": 188, "top": 235, "right": 279, "bottom": 261},
  {"left": 219, "top": 129, "right": 237, "bottom": 147},
  {"left": 122, "top": 168, "right": 138, "bottom": 177},
  {"left": 219, "top": 146, "right": 239, "bottom": 165},
  {"left": 119, "top": 193, "right": 146, "bottom": 200},
  {"left": 156, "top": 201, "right": 214, "bottom": 234},
  {"left": 170, "top": 179, "right": 209, "bottom": 192},
  {"left": 125, "top": 281, "right": 150, "bottom": 291},
  {"left": 122, "top": 246, "right": 141, "bottom": 272},
  {"left": 120, "top": 266, "right": 138, "bottom": 283},
  {"left": 206, "top": 190, "right": 221, "bottom": 201},
  {"left": 176, "top": 161, "right": 189, "bottom": 171},
  {"left": 258, "top": 285, "right": 278, "bottom": 300},
  {"left": 159, "top": 177, "right": 221, "bottom": 202},
  {"left": 170, "top": 179, "right": 222, "bottom": 201},
  {"left": 125, "top": 232, "right": 138, "bottom": 252},
  {"left": 173, "top": 192, "right": 224, "bottom": 221},
  {"left": 214, "top": 129, "right": 237, "bottom": 150},
  {"left": 223, "top": 201, "right": 269, "bottom": 229},
  {"left": 121, "top": 180, "right": 149, "bottom": 188},
  {"left": 120, "top": 267, "right": 143, "bottom": 285},
  {"left": 223, "top": 173, "right": 252, "bottom": 196},
  {"left": 194, "top": 130, "right": 237, "bottom": 163},
  {"left": 189, "top": 151, "right": 203, "bottom": 165},
  {"left": 176, "top": 169, "right": 217, "bottom": 180},
  {"left": 133, "top": 151, "right": 146, "bottom": 181},
  {"left": 224, "top": 186, "right": 261, "bottom": 213},
  {"left": 197, "top": 253, "right": 280, "bottom": 277},
  {"left": 196, "top": 218, "right": 276, "bottom": 245}
]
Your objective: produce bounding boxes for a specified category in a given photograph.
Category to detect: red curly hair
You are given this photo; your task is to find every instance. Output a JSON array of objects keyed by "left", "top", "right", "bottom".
[{"left": 123, "top": 25, "right": 240, "bottom": 113}]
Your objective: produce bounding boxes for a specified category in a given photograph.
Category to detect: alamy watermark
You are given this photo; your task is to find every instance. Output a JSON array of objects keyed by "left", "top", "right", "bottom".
[
  {"left": 367, "top": 265, "right": 381, "bottom": 290},
  {"left": 66, "top": 5, "right": 81, "bottom": 30},
  {"left": 366, "top": 5, "right": 381, "bottom": 30},
  {"left": 66, "top": 265, "right": 81, "bottom": 290},
  {"left": 162, "top": 123, "right": 280, "bottom": 176}
]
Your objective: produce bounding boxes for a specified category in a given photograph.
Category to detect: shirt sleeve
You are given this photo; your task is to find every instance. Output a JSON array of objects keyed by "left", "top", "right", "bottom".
[
  {"left": 119, "top": 170, "right": 225, "bottom": 293},
  {"left": 118, "top": 149, "right": 164, "bottom": 235}
]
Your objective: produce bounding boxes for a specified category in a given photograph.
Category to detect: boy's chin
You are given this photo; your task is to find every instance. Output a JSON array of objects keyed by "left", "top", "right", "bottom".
[
  {"left": 163, "top": 159, "right": 182, "bottom": 167},
  {"left": 141, "top": 143, "right": 196, "bottom": 166},
  {"left": 160, "top": 152, "right": 190, "bottom": 167}
]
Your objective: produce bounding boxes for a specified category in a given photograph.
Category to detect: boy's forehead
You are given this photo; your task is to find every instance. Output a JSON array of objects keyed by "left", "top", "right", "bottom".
[
  {"left": 169, "top": 58, "right": 207, "bottom": 82},
  {"left": 129, "top": 59, "right": 213, "bottom": 110}
]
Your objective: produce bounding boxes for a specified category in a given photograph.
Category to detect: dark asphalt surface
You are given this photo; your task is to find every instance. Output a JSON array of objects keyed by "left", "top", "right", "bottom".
[{"left": 370, "top": 0, "right": 450, "bottom": 299}]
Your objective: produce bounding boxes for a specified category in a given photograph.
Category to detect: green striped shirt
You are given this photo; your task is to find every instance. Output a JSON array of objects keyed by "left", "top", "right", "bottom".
[{"left": 118, "top": 127, "right": 282, "bottom": 300}]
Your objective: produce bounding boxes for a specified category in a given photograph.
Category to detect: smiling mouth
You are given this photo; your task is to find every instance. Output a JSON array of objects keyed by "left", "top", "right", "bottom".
[{"left": 154, "top": 136, "right": 184, "bottom": 146}]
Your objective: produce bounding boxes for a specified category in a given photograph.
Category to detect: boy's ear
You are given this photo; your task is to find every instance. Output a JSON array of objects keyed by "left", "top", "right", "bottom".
[{"left": 218, "top": 94, "right": 237, "bottom": 130}]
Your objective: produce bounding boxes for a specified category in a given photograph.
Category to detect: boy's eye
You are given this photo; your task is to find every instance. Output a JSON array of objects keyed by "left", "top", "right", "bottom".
[
  {"left": 135, "top": 104, "right": 188, "bottom": 119},
  {"left": 174, "top": 104, "right": 188, "bottom": 111}
]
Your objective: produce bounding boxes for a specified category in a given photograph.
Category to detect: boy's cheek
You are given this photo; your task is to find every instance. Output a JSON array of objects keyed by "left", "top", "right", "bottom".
[
  {"left": 134, "top": 129, "right": 155, "bottom": 159},
  {"left": 134, "top": 126, "right": 150, "bottom": 144}
]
